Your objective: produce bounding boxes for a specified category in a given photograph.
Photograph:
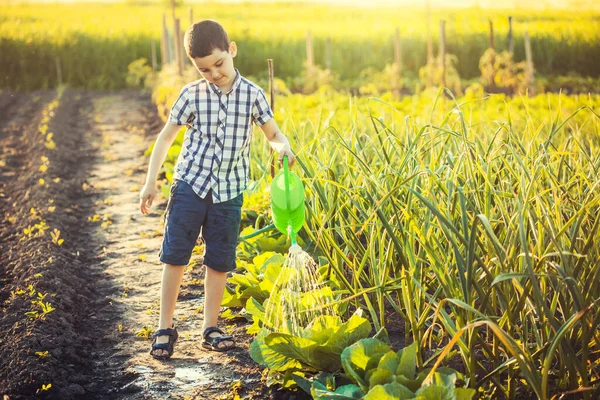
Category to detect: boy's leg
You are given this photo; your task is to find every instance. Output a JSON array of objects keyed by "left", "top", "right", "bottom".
[
  {"left": 154, "top": 180, "right": 207, "bottom": 356},
  {"left": 201, "top": 266, "right": 233, "bottom": 349},
  {"left": 152, "top": 263, "right": 185, "bottom": 356},
  {"left": 200, "top": 191, "right": 243, "bottom": 350}
]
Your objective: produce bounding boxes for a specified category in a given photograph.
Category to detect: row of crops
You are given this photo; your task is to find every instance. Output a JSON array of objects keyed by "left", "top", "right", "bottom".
[
  {"left": 2, "top": 3, "right": 600, "bottom": 90},
  {"left": 151, "top": 64, "right": 600, "bottom": 398}
]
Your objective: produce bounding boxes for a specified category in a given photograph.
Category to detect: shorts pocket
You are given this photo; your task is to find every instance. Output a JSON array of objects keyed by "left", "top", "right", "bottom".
[{"left": 164, "top": 180, "right": 181, "bottom": 221}]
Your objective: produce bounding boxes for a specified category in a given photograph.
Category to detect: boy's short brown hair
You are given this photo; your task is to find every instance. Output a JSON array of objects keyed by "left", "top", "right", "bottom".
[{"left": 184, "top": 20, "right": 230, "bottom": 59}]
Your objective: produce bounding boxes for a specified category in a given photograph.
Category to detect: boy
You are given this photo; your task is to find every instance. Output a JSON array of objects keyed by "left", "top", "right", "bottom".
[{"left": 139, "top": 20, "right": 296, "bottom": 358}]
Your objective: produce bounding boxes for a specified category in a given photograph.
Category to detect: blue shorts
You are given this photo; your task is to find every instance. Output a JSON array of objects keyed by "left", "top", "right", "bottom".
[{"left": 159, "top": 179, "right": 243, "bottom": 272}]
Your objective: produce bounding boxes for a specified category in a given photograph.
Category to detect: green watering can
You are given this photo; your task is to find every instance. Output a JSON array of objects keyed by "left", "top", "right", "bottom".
[{"left": 270, "top": 155, "right": 305, "bottom": 246}]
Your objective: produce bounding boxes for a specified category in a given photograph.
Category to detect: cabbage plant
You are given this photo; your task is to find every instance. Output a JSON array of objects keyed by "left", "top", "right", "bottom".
[
  {"left": 308, "top": 338, "right": 476, "bottom": 399},
  {"left": 250, "top": 309, "right": 371, "bottom": 373}
]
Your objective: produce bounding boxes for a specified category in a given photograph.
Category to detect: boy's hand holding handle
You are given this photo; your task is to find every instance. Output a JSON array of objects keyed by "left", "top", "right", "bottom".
[{"left": 279, "top": 146, "right": 296, "bottom": 168}]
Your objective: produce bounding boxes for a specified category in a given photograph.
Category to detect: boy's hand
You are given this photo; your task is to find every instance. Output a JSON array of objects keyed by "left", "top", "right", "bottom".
[
  {"left": 279, "top": 147, "right": 296, "bottom": 168},
  {"left": 139, "top": 183, "right": 158, "bottom": 215}
]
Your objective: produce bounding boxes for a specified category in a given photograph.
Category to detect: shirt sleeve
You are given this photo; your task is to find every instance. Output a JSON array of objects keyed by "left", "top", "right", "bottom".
[
  {"left": 168, "top": 86, "right": 195, "bottom": 126},
  {"left": 251, "top": 89, "right": 274, "bottom": 126}
]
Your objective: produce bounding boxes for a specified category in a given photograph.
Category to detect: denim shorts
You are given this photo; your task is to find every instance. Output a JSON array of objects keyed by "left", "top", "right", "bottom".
[{"left": 159, "top": 179, "right": 243, "bottom": 272}]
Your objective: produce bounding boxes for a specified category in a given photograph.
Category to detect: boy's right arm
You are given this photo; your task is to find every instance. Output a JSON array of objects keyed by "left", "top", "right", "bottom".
[{"left": 139, "top": 122, "right": 183, "bottom": 215}]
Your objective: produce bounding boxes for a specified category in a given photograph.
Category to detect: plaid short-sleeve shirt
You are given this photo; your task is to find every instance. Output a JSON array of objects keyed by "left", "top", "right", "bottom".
[{"left": 168, "top": 68, "right": 274, "bottom": 203}]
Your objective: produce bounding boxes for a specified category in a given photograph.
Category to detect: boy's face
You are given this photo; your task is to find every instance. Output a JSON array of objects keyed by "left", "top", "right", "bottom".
[{"left": 192, "top": 42, "right": 237, "bottom": 89}]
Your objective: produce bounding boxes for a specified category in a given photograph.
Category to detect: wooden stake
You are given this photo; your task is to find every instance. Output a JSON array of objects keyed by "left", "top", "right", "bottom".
[
  {"left": 489, "top": 19, "right": 495, "bottom": 89},
  {"left": 174, "top": 18, "right": 183, "bottom": 76},
  {"left": 394, "top": 27, "right": 402, "bottom": 71},
  {"left": 167, "top": 28, "right": 174, "bottom": 65},
  {"left": 151, "top": 39, "right": 157, "bottom": 72},
  {"left": 267, "top": 59, "right": 275, "bottom": 178},
  {"left": 160, "top": 26, "right": 166, "bottom": 67},
  {"left": 439, "top": 20, "right": 446, "bottom": 88},
  {"left": 55, "top": 56, "right": 63, "bottom": 86},
  {"left": 393, "top": 27, "right": 402, "bottom": 94},
  {"left": 426, "top": 0, "right": 433, "bottom": 65},
  {"left": 179, "top": 24, "right": 186, "bottom": 73},
  {"left": 489, "top": 20, "right": 495, "bottom": 50},
  {"left": 325, "top": 36, "right": 332, "bottom": 71},
  {"left": 525, "top": 30, "right": 535, "bottom": 95},
  {"left": 162, "top": 14, "right": 170, "bottom": 64},
  {"left": 306, "top": 31, "right": 314, "bottom": 78},
  {"left": 189, "top": 7, "right": 193, "bottom": 26},
  {"left": 508, "top": 16, "right": 514, "bottom": 54}
]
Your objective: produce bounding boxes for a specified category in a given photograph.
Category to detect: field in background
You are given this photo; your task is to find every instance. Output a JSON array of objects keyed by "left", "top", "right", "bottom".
[{"left": 2, "top": 2, "right": 600, "bottom": 89}]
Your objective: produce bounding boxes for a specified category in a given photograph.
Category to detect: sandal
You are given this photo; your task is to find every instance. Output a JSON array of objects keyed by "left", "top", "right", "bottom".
[
  {"left": 202, "top": 327, "right": 235, "bottom": 352},
  {"left": 150, "top": 327, "right": 178, "bottom": 359}
]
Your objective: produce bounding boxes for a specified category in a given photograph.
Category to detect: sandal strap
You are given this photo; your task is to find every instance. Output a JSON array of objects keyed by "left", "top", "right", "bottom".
[
  {"left": 151, "top": 342, "right": 173, "bottom": 351},
  {"left": 152, "top": 328, "right": 176, "bottom": 338},
  {"left": 203, "top": 326, "right": 225, "bottom": 339},
  {"left": 207, "top": 334, "right": 233, "bottom": 343}
]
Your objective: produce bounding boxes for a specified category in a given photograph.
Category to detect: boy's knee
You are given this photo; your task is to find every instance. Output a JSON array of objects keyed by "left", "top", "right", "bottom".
[
  {"left": 165, "top": 263, "right": 187, "bottom": 268},
  {"left": 204, "top": 264, "right": 229, "bottom": 275}
]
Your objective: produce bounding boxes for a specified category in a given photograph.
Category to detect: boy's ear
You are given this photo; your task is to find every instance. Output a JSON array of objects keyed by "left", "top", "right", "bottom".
[{"left": 229, "top": 41, "right": 237, "bottom": 58}]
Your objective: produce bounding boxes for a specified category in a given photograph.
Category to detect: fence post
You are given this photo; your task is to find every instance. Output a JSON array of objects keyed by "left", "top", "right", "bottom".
[
  {"left": 426, "top": 0, "right": 433, "bottom": 66},
  {"left": 439, "top": 19, "right": 446, "bottom": 88},
  {"left": 394, "top": 27, "right": 402, "bottom": 71},
  {"left": 55, "top": 56, "right": 63, "bottom": 86},
  {"left": 325, "top": 36, "right": 332, "bottom": 71},
  {"left": 489, "top": 20, "right": 495, "bottom": 50},
  {"left": 508, "top": 16, "right": 514, "bottom": 54},
  {"left": 267, "top": 59, "right": 275, "bottom": 179},
  {"left": 174, "top": 18, "right": 183, "bottom": 76},
  {"left": 306, "top": 31, "right": 314, "bottom": 79},
  {"left": 489, "top": 19, "right": 495, "bottom": 89},
  {"left": 393, "top": 27, "right": 402, "bottom": 94},
  {"left": 189, "top": 7, "right": 193, "bottom": 26},
  {"left": 161, "top": 13, "right": 169, "bottom": 65},
  {"left": 525, "top": 30, "right": 535, "bottom": 95},
  {"left": 151, "top": 39, "right": 157, "bottom": 72}
]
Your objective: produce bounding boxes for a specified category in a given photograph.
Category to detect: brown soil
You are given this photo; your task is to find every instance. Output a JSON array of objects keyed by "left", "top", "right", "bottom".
[{"left": 0, "top": 89, "right": 307, "bottom": 399}]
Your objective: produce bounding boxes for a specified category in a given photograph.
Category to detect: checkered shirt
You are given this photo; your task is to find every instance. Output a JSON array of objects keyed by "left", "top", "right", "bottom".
[{"left": 168, "top": 68, "right": 273, "bottom": 203}]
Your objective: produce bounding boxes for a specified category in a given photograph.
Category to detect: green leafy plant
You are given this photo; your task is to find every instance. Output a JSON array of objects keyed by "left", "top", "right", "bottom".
[
  {"left": 238, "top": 226, "right": 300, "bottom": 255},
  {"left": 223, "top": 252, "right": 346, "bottom": 336},
  {"left": 418, "top": 54, "right": 462, "bottom": 95},
  {"left": 125, "top": 58, "right": 154, "bottom": 90},
  {"left": 479, "top": 48, "right": 528, "bottom": 94},
  {"left": 250, "top": 309, "right": 371, "bottom": 376},
  {"left": 307, "top": 338, "right": 475, "bottom": 399},
  {"left": 135, "top": 326, "right": 155, "bottom": 339},
  {"left": 222, "top": 252, "right": 286, "bottom": 308}
]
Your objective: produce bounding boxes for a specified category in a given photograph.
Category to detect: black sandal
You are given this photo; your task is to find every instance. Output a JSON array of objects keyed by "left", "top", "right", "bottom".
[
  {"left": 150, "top": 327, "right": 178, "bottom": 359},
  {"left": 202, "top": 327, "right": 235, "bottom": 352}
]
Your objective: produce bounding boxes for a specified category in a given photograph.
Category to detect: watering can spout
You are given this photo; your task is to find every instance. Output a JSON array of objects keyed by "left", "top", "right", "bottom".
[{"left": 287, "top": 223, "right": 297, "bottom": 246}]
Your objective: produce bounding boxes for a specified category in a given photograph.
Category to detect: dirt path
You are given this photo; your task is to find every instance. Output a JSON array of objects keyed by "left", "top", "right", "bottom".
[
  {"left": 84, "top": 92, "right": 268, "bottom": 399},
  {"left": 1, "top": 90, "right": 271, "bottom": 399}
]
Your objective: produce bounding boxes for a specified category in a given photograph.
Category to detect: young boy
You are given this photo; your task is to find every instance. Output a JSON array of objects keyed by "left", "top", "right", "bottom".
[{"left": 139, "top": 19, "right": 296, "bottom": 358}]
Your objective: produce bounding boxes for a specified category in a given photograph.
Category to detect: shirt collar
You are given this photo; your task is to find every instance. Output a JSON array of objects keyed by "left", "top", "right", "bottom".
[{"left": 209, "top": 68, "right": 241, "bottom": 95}]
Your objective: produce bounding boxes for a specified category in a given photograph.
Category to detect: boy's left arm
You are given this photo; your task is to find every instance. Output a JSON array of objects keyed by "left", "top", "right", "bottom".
[{"left": 259, "top": 119, "right": 296, "bottom": 167}]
